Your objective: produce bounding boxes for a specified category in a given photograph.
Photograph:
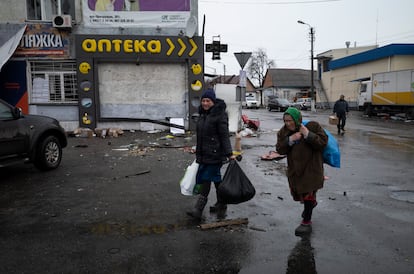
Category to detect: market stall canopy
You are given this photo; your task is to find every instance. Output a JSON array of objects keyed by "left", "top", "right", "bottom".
[{"left": 0, "top": 23, "right": 26, "bottom": 71}]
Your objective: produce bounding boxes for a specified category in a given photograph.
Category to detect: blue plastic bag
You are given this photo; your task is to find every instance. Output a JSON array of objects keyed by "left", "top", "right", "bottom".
[{"left": 303, "top": 120, "right": 341, "bottom": 168}]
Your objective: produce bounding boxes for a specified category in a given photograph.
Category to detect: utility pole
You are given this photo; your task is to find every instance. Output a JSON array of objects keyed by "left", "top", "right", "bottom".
[
  {"left": 298, "top": 20, "right": 316, "bottom": 112},
  {"left": 310, "top": 26, "right": 315, "bottom": 112}
]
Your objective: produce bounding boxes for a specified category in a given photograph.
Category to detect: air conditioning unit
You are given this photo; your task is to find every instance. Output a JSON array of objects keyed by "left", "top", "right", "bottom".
[{"left": 52, "top": 15, "right": 72, "bottom": 28}]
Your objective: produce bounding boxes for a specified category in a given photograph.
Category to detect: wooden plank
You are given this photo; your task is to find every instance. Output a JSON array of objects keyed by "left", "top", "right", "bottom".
[{"left": 200, "top": 218, "right": 248, "bottom": 230}]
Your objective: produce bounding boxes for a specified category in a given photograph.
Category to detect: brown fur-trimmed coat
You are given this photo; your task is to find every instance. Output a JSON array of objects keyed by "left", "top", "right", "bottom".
[{"left": 276, "top": 121, "right": 328, "bottom": 200}]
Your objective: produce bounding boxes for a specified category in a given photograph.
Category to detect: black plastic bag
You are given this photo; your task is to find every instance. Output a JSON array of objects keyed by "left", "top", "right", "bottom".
[{"left": 218, "top": 160, "right": 256, "bottom": 204}]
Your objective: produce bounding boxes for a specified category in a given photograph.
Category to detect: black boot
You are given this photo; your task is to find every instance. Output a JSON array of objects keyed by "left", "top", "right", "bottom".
[
  {"left": 210, "top": 187, "right": 227, "bottom": 213},
  {"left": 209, "top": 202, "right": 227, "bottom": 212},
  {"left": 187, "top": 195, "right": 208, "bottom": 220},
  {"left": 295, "top": 222, "right": 312, "bottom": 236},
  {"left": 296, "top": 200, "right": 315, "bottom": 236}
]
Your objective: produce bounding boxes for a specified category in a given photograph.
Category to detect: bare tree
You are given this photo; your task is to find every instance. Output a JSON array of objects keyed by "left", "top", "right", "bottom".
[{"left": 246, "top": 48, "right": 275, "bottom": 88}]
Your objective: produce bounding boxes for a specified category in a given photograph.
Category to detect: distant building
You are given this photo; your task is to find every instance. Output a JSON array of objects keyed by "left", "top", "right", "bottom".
[
  {"left": 262, "top": 68, "right": 320, "bottom": 106},
  {"left": 316, "top": 43, "right": 414, "bottom": 108}
]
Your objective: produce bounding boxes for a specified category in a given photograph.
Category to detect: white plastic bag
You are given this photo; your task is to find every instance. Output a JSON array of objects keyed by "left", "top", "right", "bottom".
[{"left": 180, "top": 160, "right": 199, "bottom": 196}]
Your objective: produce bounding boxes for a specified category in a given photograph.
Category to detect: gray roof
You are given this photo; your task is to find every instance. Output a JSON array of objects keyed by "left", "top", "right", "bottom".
[{"left": 264, "top": 68, "right": 318, "bottom": 88}]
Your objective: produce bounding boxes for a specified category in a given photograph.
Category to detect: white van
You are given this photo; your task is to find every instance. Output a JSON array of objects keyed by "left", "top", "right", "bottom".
[{"left": 243, "top": 96, "right": 259, "bottom": 109}]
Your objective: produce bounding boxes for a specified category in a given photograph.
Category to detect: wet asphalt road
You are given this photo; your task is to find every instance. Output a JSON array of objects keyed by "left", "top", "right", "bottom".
[{"left": 1, "top": 109, "right": 414, "bottom": 274}]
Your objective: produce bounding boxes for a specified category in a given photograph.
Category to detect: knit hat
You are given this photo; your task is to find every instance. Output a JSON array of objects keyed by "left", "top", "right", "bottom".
[
  {"left": 284, "top": 107, "right": 302, "bottom": 127},
  {"left": 201, "top": 89, "right": 216, "bottom": 102}
]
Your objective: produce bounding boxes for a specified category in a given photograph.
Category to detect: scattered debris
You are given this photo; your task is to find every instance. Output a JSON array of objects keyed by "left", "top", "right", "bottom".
[
  {"left": 239, "top": 128, "right": 255, "bottom": 137},
  {"left": 329, "top": 197, "right": 336, "bottom": 200},
  {"left": 73, "top": 128, "right": 94, "bottom": 138},
  {"left": 94, "top": 128, "right": 107, "bottom": 138},
  {"left": 107, "top": 248, "right": 120, "bottom": 254},
  {"left": 125, "top": 170, "right": 151, "bottom": 177},
  {"left": 74, "top": 144, "right": 88, "bottom": 148},
  {"left": 128, "top": 147, "right": 154, "bottom": 157},
  {"left": 158, "top": 134, "right": 175, "bottom": 140},
  {"left": 261, "top": 151, "right": 286, "bottom": 161},
  {"left": 182, "top": 146, "right": 196, "bottom": 154},
  {"left": 72, "top": 127, "right": 124, "bottom": 138},
  {"left": 147, "top": 129, "right": 162, "bottom": 134},
  {"left": 249, "top": 226, "right": 267, "bottom": 232},
  {"left": 107, "top": 128, "right": 124, "bottom": 137},
  {"left": 200, "top": 218, "right": 248, "bottom": 230}
]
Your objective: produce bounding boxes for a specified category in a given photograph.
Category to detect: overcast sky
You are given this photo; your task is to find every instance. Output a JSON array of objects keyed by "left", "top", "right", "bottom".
[{"left": 198, "top": 0, "right": 414, "bottom": 77}]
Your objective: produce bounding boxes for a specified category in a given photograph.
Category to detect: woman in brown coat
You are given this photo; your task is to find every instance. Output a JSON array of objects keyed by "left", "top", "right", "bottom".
[{"left": 276, "top": 107, "right": 328, "bottom": 236}]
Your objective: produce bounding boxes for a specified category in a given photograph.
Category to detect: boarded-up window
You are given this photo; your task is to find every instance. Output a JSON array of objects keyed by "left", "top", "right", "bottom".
[{"left": 98, "top": 63, "right": 187, "bottom": 120}]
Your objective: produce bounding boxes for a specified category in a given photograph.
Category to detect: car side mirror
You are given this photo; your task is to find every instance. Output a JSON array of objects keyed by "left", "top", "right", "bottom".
[{"left": 12, "top": 107, "right": 22, "bottom": 118}]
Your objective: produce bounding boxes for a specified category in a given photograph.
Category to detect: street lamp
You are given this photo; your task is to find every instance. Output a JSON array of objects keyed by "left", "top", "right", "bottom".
[
  {"left": 298, "top": 20, "right": 316, "bottom": 112},
  {"left": 204, "top": 65, "right": 217, "bottom": 75},
  {"left": 218, "top": 61, "right": 226, "bottom": 83}
]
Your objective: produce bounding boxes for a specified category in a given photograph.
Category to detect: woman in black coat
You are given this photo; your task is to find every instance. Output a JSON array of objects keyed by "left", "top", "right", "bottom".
[{"left": 187, "top": 89, "right": 235, "bottom": 220}]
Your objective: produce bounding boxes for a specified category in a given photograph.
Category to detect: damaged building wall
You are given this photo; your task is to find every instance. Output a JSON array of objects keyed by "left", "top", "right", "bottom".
[{"left": 98, "top": 63, "right": 187, "bottom": 121}]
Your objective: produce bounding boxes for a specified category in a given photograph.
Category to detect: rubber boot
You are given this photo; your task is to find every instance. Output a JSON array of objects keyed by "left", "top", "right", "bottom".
[
  {"left": 210, "top": 202, "right": 227, "bottom": 213},
  {"left": 295, "top": 222, "right": 312, "bottom": 237},
  {"left": 296, "top": 200, "right": 314, "bottom": 236},
  {"left": 187, "top": 195, "right": 208, "bottom": 220},
  {"left": 210, "top": 187, "right": 227, "bottom": 213}
]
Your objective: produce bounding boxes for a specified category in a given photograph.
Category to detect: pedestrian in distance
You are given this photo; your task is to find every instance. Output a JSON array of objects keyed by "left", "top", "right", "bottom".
[
  {"left": 333, "top": 94, "right": 349, "bottom": 135},
  {"left": 187, "top": 89, "right": 236, "bottom": 220},
  {"left": 276, "top": 107, "right": 328, "bottom": 236}
]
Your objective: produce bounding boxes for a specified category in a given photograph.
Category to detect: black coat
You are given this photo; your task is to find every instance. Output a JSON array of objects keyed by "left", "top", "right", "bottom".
[
  {"left": 333, "top": 99, "right": 349, "bottom": 115},
  {"left": 196, "top": 98, "right": 233, "bottom": 164}
]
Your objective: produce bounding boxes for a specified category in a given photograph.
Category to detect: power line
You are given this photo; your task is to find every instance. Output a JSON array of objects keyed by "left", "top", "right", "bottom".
[
  {"left": 356, "top": 30, "right": 414, "bottom": 46},
  {"left": 200, "top": 0, "right": 340, "bottom": 4}
]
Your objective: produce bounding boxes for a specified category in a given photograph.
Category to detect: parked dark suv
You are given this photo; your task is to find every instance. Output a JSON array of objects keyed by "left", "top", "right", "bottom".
[
  {"left": 0, "top": 99, "right": 67, "bottom": 170},
  {"left": 268, "top": 97, "right": 291, "bottom": 112}
]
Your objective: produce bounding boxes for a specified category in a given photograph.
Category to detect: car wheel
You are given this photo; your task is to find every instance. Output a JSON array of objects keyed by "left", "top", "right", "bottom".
[{"left": 34, "top": 135, "right": 63, "bottom": 171}]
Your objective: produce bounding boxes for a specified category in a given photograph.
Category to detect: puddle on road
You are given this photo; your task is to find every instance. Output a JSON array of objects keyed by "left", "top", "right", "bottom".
[
  {"left": 286, "top": 236, "right": 316, "bottom": 274},
  {"left": 89, "top": 218, "right": 249, "bottom": 237},
  {"left": 90, "top": 220, "right": 192, "bottom": 237},
  {"left": 357, "top": 131, "right": 414, "bottom": 150},
  {"left": 389, "top": 190, "right": 414, "bottom": 203}
]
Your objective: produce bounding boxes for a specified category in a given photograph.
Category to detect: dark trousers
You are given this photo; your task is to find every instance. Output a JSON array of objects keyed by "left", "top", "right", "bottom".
[
  {"left": 199, "top": 181, "right": 220, "bottom": 198},
  {"left": 336, "top": 113, "right": 346, "bottom": 130}
]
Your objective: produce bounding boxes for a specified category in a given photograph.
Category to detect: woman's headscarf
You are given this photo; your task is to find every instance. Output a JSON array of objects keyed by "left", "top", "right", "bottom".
[{"left": 284, "top": 107, "right": 302, "bottom": 128}]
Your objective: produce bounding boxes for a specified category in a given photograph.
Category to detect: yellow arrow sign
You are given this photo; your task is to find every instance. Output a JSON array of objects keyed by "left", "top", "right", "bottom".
[
  {"left": 177, "top": 38, "right": 186, "bottom": 56},
  {"left": 189, "top": 39, "right": 198, "bottom": 57},
  {"left": 166, "top": 38, "right": 175, "bottom": 56},
  {"left": 166, "top": 38, "right": 199, "bottom": 57}
]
